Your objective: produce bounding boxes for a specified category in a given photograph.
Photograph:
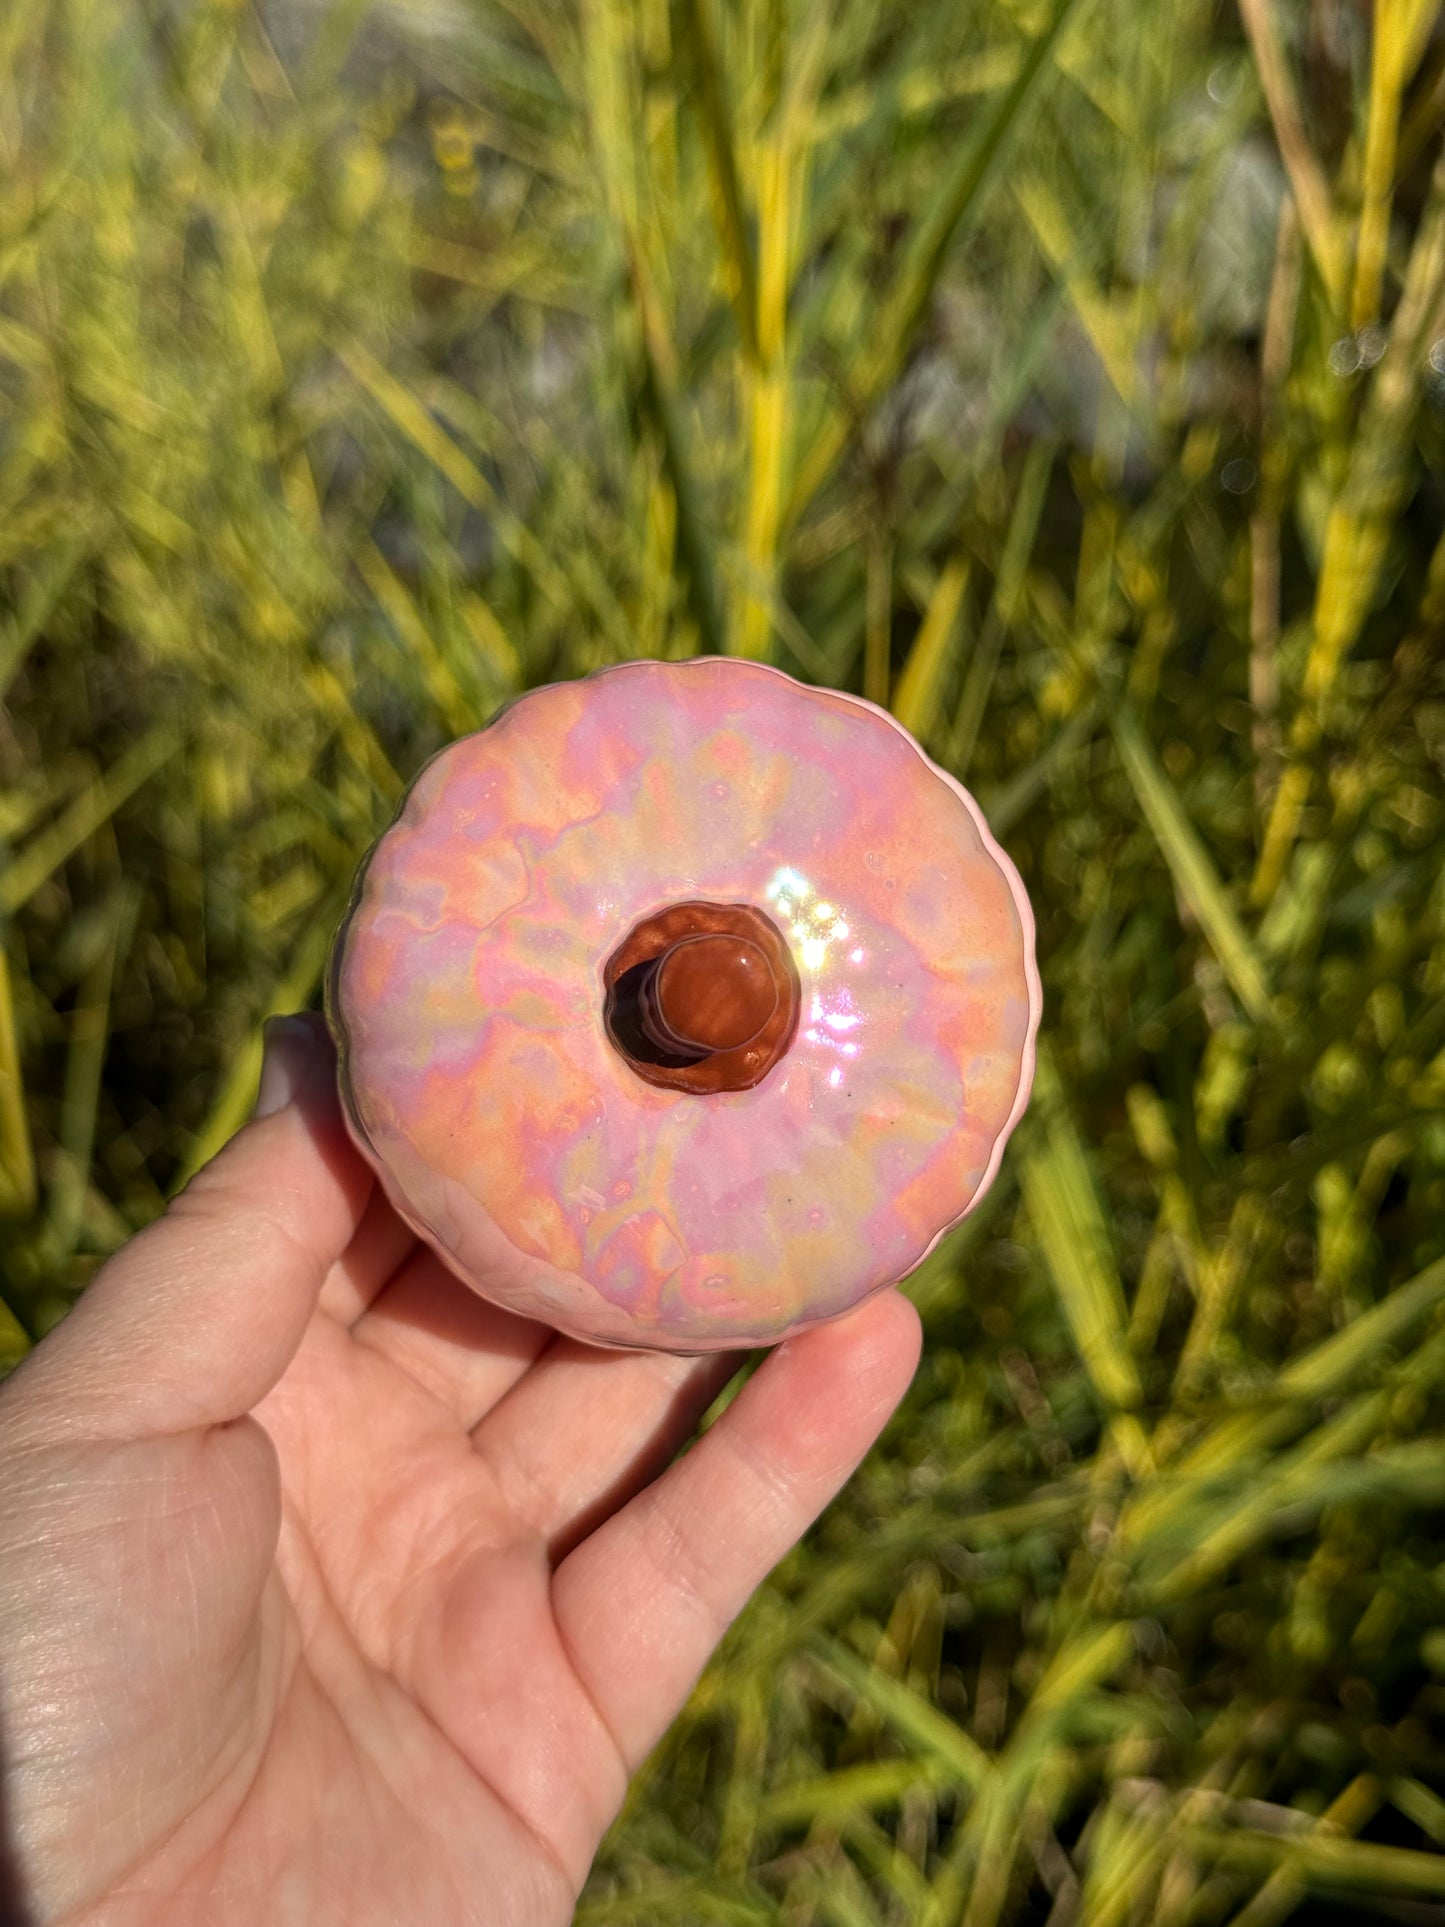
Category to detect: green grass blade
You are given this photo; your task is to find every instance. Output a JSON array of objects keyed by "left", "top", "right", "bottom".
[
  {"left": 808, "top": 1636, "right": 993, "bottom": 1794},
  {"left": 0, "top": 1287, "right": 29, "bottom": 1371},
  {"left": 785, "top": 0, "right": 1083, "bottom": 525},
  {"left": 949, "top": 439, "right": 1054, "bottom": 776},
  {"left": 628, "top": 245, "right": 726, "bottom": 660},
  {"left": 0, "top": 535, "right": 89, "bottom": 705},
  {"left": 891, "top": 554, "right": 969, "bottom": 743},
  {"left": 170, "top": 894, "right": 347, "bottom": 1191},
  {"left": 681, "top": 0, "right": 759, "bottom": 363},
  {"left": 47, "top": 885, "right": 136, "bottom": 1256},
  {"left": 0, "top": 941, "right": 36, "bottom": 1220},
  {"left": 1018, "top": 1040, "right": 1145, "bottom": 1421},
  {"left": 0, "top": 729, "right": 177, "bottom": 919},
  {"left": 1110, "top": 702, "right": 1273, "bottom": 1024},
  {"left": 1183, "top": 1820, "right": 1445, "bottom": 1902},
  {"left": 760, "top": 1757, "right": 952, "bottom": 1831}
]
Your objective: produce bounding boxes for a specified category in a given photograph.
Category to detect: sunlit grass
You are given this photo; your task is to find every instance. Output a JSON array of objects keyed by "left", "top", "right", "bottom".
[{"left": 4, "top": 0, "right": 1445, "bottom": 1917}]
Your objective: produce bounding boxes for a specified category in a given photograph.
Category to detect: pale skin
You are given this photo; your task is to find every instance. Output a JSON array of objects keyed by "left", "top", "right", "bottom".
[{"left": 0, "top": 1014, "right": 921, "bottom": 1926}]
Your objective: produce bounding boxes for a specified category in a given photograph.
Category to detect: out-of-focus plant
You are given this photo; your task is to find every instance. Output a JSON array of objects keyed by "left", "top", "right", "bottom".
[{"left": 3, "top": 0, "right": 1445, "bottom": 1917}]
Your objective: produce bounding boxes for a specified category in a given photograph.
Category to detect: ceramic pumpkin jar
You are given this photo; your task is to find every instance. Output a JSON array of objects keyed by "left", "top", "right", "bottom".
[{"left": 326, "top": 657, "right": 1041, "bottom": 1353}]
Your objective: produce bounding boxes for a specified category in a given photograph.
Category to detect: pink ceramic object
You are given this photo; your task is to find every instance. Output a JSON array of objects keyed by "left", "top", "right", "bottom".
[{"left": 327, "top": 658, "right": 1041, "bottom": 1353}]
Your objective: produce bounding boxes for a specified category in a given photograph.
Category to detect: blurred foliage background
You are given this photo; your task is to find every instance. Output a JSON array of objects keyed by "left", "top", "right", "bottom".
[{"left": 3, "top": 0, "right": 1445, "bottom": 1919}]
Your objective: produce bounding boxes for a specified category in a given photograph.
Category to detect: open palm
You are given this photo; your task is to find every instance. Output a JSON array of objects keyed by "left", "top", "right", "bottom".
[{"left": 0, "top": 1016, "right": 920, "bottom": 1927}]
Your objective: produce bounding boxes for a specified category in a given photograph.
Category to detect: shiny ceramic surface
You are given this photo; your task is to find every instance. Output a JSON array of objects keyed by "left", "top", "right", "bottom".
[{"left": 328, "top": 657, "right": 1041, "bottom": 1352}]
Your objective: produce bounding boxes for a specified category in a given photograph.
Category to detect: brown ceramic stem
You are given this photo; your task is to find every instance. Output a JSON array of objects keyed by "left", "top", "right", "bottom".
[{"left": 603, "top": 901, "right": 800, "bottom": 1094}]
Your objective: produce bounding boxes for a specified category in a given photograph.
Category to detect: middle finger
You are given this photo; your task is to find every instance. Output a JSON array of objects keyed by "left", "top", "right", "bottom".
[{"left": 470, "top": 1338, "right": 743, "bottom": 1557}]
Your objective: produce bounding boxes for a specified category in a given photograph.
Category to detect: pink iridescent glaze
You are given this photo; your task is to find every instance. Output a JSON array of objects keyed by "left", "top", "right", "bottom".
[{"left": 327, "top": 657, "right": 1041, "bottom": 1352}]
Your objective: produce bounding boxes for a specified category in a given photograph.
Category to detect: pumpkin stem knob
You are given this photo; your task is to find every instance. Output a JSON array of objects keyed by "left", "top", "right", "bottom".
[
  {"left": 602, "top": 900, "right": 800, "bottom": 1094},
  {"left": 639, "top": 935, "right": 779, "bottom": 1058}
]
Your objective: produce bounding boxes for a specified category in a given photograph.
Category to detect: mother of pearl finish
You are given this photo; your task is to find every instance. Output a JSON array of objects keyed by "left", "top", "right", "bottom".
[{"left": 328, "top": 657, "right": 1041, "bottom": 1352}]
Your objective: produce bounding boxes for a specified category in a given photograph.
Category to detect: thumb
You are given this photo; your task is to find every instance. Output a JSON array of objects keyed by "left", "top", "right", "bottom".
[{"left": 12, "top": 1014, "right": 374, "bottom": 1440}]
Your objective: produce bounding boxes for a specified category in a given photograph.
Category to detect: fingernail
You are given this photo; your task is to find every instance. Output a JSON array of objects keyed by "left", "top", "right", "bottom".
[{"left": 254, "top": 1014, "right": 326, "bottom": 1120}]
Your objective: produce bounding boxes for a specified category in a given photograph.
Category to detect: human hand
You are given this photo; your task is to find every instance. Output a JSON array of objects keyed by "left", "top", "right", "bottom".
[{"left": 0, "top": 1014, "right": 920, "bottom": 1926}]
